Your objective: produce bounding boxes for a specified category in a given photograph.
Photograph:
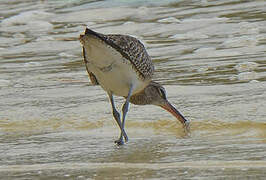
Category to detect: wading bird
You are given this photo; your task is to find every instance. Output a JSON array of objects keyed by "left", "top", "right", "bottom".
[{"left": 79, "top": 28, "right": 189, "bottom": 145}]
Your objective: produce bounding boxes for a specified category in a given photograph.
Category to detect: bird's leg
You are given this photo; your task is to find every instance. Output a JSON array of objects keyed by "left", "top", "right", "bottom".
[
  {"left": 108, "top": 92, "right": 128, "bottom": 145},
  {"left": 118, "top": 84, "right": 134, "bottom": 145}
]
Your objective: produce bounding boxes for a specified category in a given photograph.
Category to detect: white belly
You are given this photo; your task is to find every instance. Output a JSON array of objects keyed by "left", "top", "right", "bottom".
[
  {"left": 83, "top": 36, "right": 149, "bottom": 96},
  {"left": 89, "top": 61, "right": 147, "bottom": 96}
]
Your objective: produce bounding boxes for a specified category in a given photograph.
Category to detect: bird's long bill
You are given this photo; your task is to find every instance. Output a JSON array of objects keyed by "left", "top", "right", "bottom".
[{"left": 160, "top": 101, "right": 190, "bottom": 131}]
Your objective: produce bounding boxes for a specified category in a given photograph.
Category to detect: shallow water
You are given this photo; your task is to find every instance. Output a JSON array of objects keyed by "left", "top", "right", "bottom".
[{"left": 0, "top": 0, "right": 266, "bottom": 179}]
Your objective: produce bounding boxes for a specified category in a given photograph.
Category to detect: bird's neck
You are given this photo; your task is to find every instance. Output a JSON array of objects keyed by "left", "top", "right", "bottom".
[{"left": 128, "top": 81, "right": 155, "bottom": 105}]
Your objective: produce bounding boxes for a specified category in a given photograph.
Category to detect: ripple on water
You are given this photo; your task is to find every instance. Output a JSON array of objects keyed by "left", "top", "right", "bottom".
[
  {"left": 58, "top": 52, "right": 76, "bottom": 58},
  {"left": 234, "top": 62, "right": 259, "bottom": 72},
  {"left": 0, "top": 79, "right": 11, "bottom": 87},
  {"left": 23, "top": 62, "right": 42, "bottom": 67},
  {"left": 170, "top": 32, "right": 209, "bottom": 40},
  {"left": 237, "top": 72, "right": 258, "bottom": 82},
  {"left": 238, "top": 22, "right": 261, "bottom": 35},
  {"left": 194, "top": 47, "right": 216, "bottom": 54},
  {"left": 1, "top": 11, "right": 53, "bottom": 26},
  {"left": 36, "top": 36, "right": 55, "bottom": 42},
  {"left": 222, "top": 36, "right": 259, "bottom": 48},
  {"left": 1, "top": 11, "right": 54, "bottom": 34},
  {"left": 157, "top": 17, "right": 181, "bottom": 23}
]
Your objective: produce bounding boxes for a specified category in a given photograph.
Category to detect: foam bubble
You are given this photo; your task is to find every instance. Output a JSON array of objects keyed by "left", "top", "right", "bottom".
[{"left": 1, "top": 10, "right": 53, "bottom": 26}]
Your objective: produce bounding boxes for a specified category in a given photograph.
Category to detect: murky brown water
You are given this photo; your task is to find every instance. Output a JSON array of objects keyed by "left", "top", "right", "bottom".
[{"left": 0, "top": 0, "right": 266, "bottom": 179}]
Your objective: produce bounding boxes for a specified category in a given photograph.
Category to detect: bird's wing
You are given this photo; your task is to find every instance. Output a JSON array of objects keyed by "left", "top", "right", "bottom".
[
  {"left": 84, "top": 28, "right": 154, "bottom": 80},
  {"left": 104, "top": 34, "right": 154, "bottom": 80},
  {"left": 82, "top": 47, "right": 99, "bottom": 85}
]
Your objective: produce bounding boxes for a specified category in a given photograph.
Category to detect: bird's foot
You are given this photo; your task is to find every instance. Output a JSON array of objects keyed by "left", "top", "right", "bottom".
[
  {"left": 114, "top": 138, "right": 124, "bottom": 146},
  {"left": 114, "top": 133, "right": 129, "bottom": 145}
]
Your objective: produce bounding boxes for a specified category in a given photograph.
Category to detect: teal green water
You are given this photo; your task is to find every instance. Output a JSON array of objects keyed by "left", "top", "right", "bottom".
[{"left": 0, "top": 0, "right": 266, "bottom": 179}]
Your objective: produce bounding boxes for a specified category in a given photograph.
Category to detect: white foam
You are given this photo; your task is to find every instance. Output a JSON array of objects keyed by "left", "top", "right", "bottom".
[
  {"left": 27, "top": 21, "right": 53, "bottom": 32},
  {"left": 1, "top": 10, "right": 53, "bottom": 26},
  {"left": 1, "top": 10, "right": 54, "bottom": 34},
  {"left": 158, "top": 17, "right": 181, "bottom": 23}
]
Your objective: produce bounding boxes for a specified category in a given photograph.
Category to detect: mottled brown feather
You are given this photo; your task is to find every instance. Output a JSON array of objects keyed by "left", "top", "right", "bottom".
[{"left": 84, "top": 28, "right": 154, "bottom": 80}]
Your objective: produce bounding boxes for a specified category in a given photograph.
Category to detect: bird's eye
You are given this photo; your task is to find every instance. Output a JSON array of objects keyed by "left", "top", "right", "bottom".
[{"left": 159, "top": 88, "right": 167, "bottom": 99}]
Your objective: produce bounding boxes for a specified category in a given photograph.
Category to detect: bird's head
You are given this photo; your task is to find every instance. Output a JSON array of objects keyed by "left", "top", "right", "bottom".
[{"left": 130, "top": 81, "right": 190, "bottom": 131}]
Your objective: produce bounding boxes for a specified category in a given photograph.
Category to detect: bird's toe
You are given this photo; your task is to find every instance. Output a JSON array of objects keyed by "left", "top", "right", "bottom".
[{"left": 115, "top": 139, "right": 124, "bottom": 146}]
